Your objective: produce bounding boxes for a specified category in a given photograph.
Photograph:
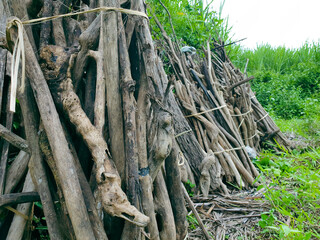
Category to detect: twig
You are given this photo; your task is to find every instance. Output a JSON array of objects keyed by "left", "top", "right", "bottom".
[
  {"left": 0, "top": 124, "right": 30, "bottom": 153},
  {"left": 220, "top": 214, "right": 262, "bottom": 221},
  {"left": 157, "top": 0, "right": 179, "bottom": 48},
  {"left": 244, "top": 58, "right": 249, "bottom": 75},
  {"left": 213, "top": 38, "right": 247, "bottom": 51},
  {"left": 182, "top": 183, "right": 212, "bottom": 240},
  {"left": 227, "top": 76, "right": 254, "bottom": 92}
]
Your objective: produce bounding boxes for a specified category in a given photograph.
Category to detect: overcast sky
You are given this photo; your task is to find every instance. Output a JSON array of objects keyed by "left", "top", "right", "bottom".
[{"left": 210, "top": 0, "right": 320, "bottom": 49}]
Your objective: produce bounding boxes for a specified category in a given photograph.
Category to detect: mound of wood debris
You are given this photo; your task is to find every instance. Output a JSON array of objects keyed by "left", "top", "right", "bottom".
[{"left": 0, "top": 0, "right": 290, "bottom": 239}]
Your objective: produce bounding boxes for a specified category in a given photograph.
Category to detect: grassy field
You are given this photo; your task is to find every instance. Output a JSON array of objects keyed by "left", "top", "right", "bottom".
[{"left": 233, "top": 44, "right": 320, "bottom": 239}]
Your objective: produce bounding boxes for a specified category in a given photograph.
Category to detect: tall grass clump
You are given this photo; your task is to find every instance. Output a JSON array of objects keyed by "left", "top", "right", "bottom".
[{"left": 148, "top": 0, "right": 233, "bottom": 49}]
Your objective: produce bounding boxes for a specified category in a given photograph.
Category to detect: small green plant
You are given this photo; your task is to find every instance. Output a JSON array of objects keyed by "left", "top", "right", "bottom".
[
  {"left": 32, "top": 202, "right": 50, "bottom": 240},
  {"left": 187, "top": 214, "right": 198, "bottom": 230},
  {"left": 184, "top": 179, "right": 196, "bottom": 197}
]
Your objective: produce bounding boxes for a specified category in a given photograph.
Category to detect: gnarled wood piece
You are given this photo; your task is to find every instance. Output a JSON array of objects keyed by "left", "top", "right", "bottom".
[
  {"left": 7, "top": 22, "right": 95, "bottom": 240},
  {"left": 199, "top": 151, "right": 229, "bottom": 196},
  {"left": 40, "top": 124, "right": 108, "bottom": 240},
  {"left": 40, "top": 45, "right": 149, "bottom": 227},
  {"left": 148, "top": 109, "right": 173, "bottom": 181}
]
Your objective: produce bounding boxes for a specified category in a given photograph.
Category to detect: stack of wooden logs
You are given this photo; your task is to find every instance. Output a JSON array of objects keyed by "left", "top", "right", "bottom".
[
  {"left": 0, "top": 0, "right": 291, "bottom": 239},
  {"left": 152, "top": 14, "right": 291, "bottom": 194}
]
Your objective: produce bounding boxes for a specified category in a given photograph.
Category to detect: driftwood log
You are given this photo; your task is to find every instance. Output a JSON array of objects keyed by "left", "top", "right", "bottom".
[{"left": 0, "top": 0, "right": 291, "bottom": 239}]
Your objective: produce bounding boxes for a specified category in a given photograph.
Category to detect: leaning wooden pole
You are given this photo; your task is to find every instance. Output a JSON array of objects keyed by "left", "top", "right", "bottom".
[
  {"left": 17, "top": 78, "right": 63, "bottom": 239},
  {"left": 118, "top": 14, "right": 140, "bottom": 239},
  {"left": 102, "top": 0, "right": 126, "bottom": 181},
  {"left": 6, "top": 19, "right": 96, "bottom": 240}
]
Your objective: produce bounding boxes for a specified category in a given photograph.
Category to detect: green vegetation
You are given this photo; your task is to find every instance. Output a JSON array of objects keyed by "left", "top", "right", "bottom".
[
  {"left": 148, "top": 0, "right": 232, "bottom": 49},
  {"left": 255, "top": 148, "right": 320, "bottom": 239},
  {"left": 233, "top": 43, "right": 320, "bottom": 120}
]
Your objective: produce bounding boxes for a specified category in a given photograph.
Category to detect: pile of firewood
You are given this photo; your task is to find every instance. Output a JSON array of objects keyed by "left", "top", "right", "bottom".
[
  {"left": 0, "top": 0, "right": 290, "bottom": 239},
  {"left": 152, "top": 14, "right": 290, "bottom": 194}
]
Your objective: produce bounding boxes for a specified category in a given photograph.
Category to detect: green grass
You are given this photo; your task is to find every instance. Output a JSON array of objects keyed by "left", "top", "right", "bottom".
[
  {"left": 254, "top": 147, "right": 320, "bottom": 239},
  {"left": 232, "top": 43, "right": 320, "bottom": 74},
  {"left": 148, "top": 0, "right": 234, "bottom": 50},
  {"left": 231, "top": 43, "right": 320, "bottom": 120}
]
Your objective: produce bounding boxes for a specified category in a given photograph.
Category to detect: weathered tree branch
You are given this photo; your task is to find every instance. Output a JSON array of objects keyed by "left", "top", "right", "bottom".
[{"left": 0, "top": 124, "right": 29, "bottom": 153}]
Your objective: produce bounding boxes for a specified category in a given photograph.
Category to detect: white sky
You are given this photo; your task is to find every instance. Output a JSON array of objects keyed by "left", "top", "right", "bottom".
[{"left": 210, "top": 0, "right": 320, "bottom": 49}]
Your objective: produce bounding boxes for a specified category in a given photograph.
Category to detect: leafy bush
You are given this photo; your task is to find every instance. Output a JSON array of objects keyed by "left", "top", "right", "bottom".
[
  {"left": 233, "top": 43, "right": 320, "bottom": 120},
  {"left": 292, "top": 62, "right": 320, "bottom": 95},
  {"left": 252, "top": 71, "right": 305, "bottom": 119}
]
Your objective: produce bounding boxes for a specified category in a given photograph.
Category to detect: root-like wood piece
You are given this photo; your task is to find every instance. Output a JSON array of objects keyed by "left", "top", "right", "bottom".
[
  {"left": 8, "top": 23, "right": 95, "bottom": 240},
  {"left": 39, "top": 45, "right": 149, "bottom": 227}
]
